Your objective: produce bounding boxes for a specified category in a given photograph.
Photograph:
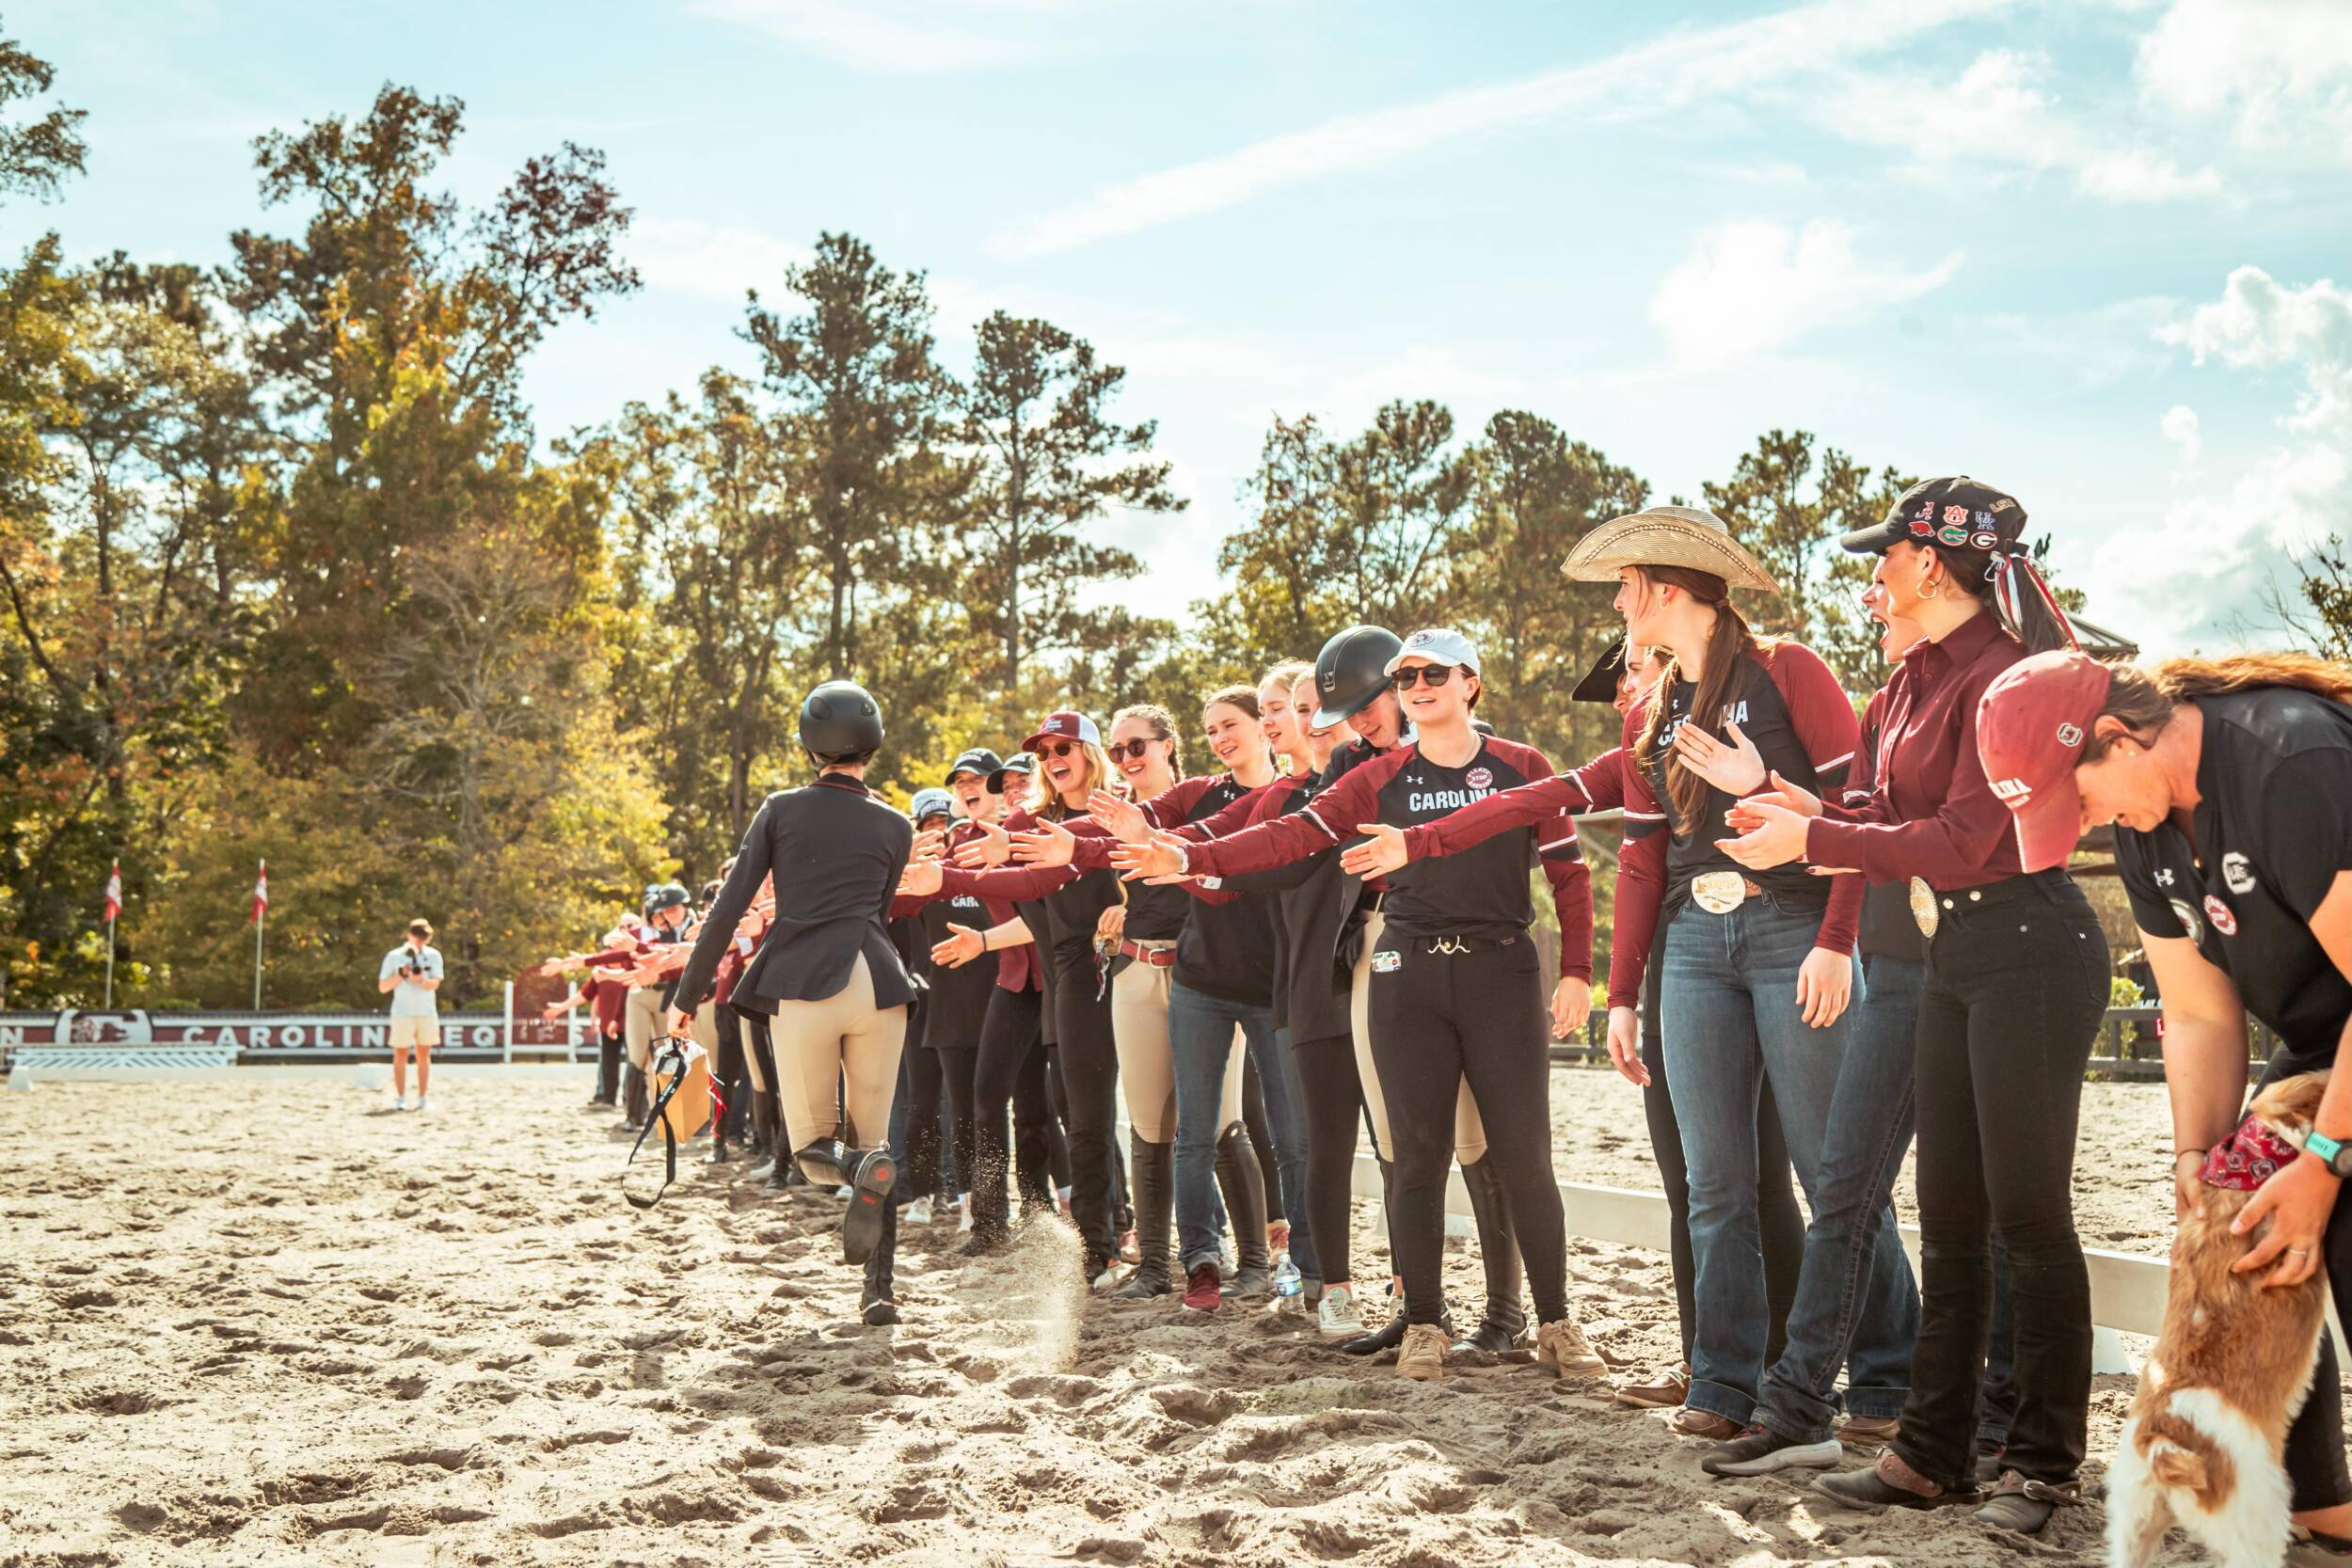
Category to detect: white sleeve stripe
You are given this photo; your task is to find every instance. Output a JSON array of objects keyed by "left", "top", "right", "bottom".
[
  {"left": 1813, "top": 751, "right": 1854, "bottom": 770},
  {"left": 1623, "top": 809, "right": 1667, "bottom": 821},
  {"left": 1301, "top": 806, "right": 1342, "bottom": 842},
  {"left": 1539, "top": 834, "right": 1579, "bottom": 851}
]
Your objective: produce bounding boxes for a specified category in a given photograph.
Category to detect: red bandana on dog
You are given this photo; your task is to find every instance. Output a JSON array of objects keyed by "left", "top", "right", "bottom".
[{"left": 2200, "top": 1115, "right": 2305, "bottom": 1192}]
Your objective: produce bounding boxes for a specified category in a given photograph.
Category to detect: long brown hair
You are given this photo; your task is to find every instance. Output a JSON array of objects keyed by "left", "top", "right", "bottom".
[
  {"left": 2084, "top": 654, "right": 2352, "bottom": 764},
  {"left": 1629, "top": 564, "right": 1776, "bottom": 832}
]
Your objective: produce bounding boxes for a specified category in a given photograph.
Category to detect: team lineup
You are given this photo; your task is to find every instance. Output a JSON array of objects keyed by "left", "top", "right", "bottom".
[{"left": 533, "top": 482, "right": 2352, "bottom": 1568}]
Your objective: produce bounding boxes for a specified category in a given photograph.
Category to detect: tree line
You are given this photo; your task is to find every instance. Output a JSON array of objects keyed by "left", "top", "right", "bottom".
[{"left": 4, "top": 44, "right": 2223, "bottom": 1010}]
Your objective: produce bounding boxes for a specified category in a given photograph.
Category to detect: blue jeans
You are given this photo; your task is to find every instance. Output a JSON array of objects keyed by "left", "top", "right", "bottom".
[
  {"left": 1268, "top": 1028, "right": 1320, "bottom": 1284},
  {"left": 1661, "top": 895, "right": 1857, "bottom": 1427},
  {"left": 1168, "top": 981, "right": 1306, "bottom": 1275},
  {"left": 1755, "top": 953, "right": 1925, "bottom": 1441}
]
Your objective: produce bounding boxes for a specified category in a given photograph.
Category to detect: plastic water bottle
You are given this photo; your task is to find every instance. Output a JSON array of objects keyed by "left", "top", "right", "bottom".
[{"left": 1273, "top": 1252, "right": 1303, "bottom": 1297}]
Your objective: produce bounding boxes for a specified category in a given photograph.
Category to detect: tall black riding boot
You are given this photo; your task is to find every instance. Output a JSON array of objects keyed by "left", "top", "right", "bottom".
[
  {"left": 1453, "top": 1156, "right": 1530, "bottom": 1358},
  {"left": 794, "top": 1138, "right": 897, "bottom": 1265},
  {"left": 1216, "top": 1121, "right": 1272, "bottom": 1297},
  {"left": 621, "top": 1062, "right": 649, "bottom": 1129},
  {"left": 1113, "top": 1133, "right": 1174, "bottom": 1298},
  {"left": 861, "top": 1197, "right": 901, "bottom": 1325}
]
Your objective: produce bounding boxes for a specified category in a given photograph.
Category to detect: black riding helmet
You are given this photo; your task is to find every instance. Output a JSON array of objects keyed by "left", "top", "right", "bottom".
[
  {"left": 799, "top": 679, "right": 884, "bottom": 761},
  {"left": 1311, "top": 625, "right": 1404, "bottom": 729},
  {"left": 644, "top": 881, "right": 691, "bottom": 918}
]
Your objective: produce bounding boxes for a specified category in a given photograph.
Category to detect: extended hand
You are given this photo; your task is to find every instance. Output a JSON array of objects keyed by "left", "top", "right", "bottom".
[
  {"left": 1794, "top": 946, "right": 1853, "bottom": 1028},
  {"left": 2232, "top": 1154, "right": 2340, "bottom": 1289},
  {"left": 1108, "top": 832, "right": 1185, "bottom": 882},
  {"left": 898, "top": 858, "right": 945, "bottom": 898},
  {"left": 1551, "top": 977, "right": 1593, "bottom": 1040},
  {"left": 952, "top": 819, "right": 1013, "bottom": 869},
  {"left": 1339, "top": 823, "right": 1408, "bottom": 879},
  {"left": 1088, "top": 789, "right": 1152, "bottom": 845},
  {"left": 1010, "top": 818, "right": 1079, "bottom": 867},
  {"left": 1673, "top": 721, "right": 1766, "bottom": 796},
  {"left": 1715, "top": 798, "right": 1810, "bottom": 871},
  {"left": 932, "top": 923, "right": 984, "bottom": 970}
]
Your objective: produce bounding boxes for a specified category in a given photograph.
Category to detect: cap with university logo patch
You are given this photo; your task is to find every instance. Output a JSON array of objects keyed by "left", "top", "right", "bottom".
[
  {"left": 1842, "top": 475, "right": 2028, "bottom": 557},
  {"left": 1976, "top": 650, "right": 2114, "bottom": 873},
  {"left": 1383, "top": 626, "right": 1482, "bottom": 677},
  {"left": 909, "top": 787, "right": 954, "bottom": 823},
  {"left": 987, "top": 752, "right": 1037, "bottom": 797},
  {"left": 1020, "top": 711, "right": 1103, "bottom": 752},
  {"left": 946, "top": 747, "right": 1004, "bottom": 785}
]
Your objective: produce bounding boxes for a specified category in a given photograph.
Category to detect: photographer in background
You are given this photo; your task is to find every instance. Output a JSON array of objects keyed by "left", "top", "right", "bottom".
[{"left": 377, "top": 918, "right": 444, "bottom": 1111}]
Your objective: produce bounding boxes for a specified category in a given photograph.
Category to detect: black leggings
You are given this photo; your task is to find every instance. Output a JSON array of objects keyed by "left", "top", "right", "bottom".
[
  {"left": 1368, "top": 933, "right": 1567, "bottom": 1326},
  {"left": 1894, "top": 872, "right": 2106, "bottom": 1490},
  {"left": 709, "top": 1007, "right": 752, "bottom": 1139},
  {"left": 1043, "top": 944, "right": 1122, "bottom": 1271},
  {"left": 1291, "top": 1031, "right": 1363, "bottom": 1284},
  {"left": 902, "top": 1044, "right": 946, "bottom": 1199},
  {"left": 945, "top": 984, "right": 1044, "bottom": 1236},
  {"left": 1640, "top": 937, "right": 1804, "bottom": 1367},
  {"left": 596, "top": 1030, "right": 621, "bottom": 1103},
  {"left": 1242, "top": 1057, "right": 1284, "bottom": 1225}
]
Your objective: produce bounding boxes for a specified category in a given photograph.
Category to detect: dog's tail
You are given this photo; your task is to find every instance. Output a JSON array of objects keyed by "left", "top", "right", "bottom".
[{"left": 2147, "top": 1440, "right": 2209, "bottom": 1494}]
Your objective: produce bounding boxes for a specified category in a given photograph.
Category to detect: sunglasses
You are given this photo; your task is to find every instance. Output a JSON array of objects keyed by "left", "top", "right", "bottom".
[
  {"left": 1391, "top": 664, "right": 1464, "bottom": 690},
  {"left": 1039, "top": 740, "right": 1081, "bottom": 760},
  {"left": 1106, "top": 738, "right": 1162, "bottom": 762}
]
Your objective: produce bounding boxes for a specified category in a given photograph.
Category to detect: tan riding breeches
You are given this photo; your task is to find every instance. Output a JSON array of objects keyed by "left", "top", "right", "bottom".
[
  {"left": 624, "top": 984, "right": 664, "bottom": 1071},
  {"left": 1350, "top": 911, "right": 1489, "bottom": 1164},
  {"left": 771, "top": 955, "right": 907, "bottom": 1182},
  {"left": 1110, "top": 953, "right": 1244, "bottom": 1145},
  {"left": 735, "top": 1009, "right": 769, "bottom": 1094}
]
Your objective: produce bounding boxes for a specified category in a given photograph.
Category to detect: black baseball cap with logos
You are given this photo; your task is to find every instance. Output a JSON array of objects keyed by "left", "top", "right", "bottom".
[
  {"left": 946, "top": 747, "right": 1004, "bottom": 785},
  {"left": 986, "top": 753, "right": 1035, "bottom": 797},
  {"left": 1839, "top": 476, "right": 2028, "bottom": 557}
]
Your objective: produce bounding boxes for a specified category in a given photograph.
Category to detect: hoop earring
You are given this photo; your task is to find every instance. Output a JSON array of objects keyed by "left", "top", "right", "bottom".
[{"left": 1916, "top": 574, "right": 1941, "bottom": 600}]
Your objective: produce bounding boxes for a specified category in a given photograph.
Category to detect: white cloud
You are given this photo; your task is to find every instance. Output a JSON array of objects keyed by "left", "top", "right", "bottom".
[
  {"left": 1647, "top": 219, "right": 1963, "bottom": 368},
  {"left": 2160, "top": 404, "right": 2201, "bottom": 461},
  {"left": 993, "top": 0, "right": 2021, "bottom": 257},
  {"left": 1810, "top": 48, "right": 2221, "bottom": 204},
  {"left": 630, "top": 219, "right": 809, "bottom": 302},
  {"left": 1967, "top": 295, "right": 2183, "bottom": 388},
  {"left": 691, "top": 0, "right": 1087, "bottom": 73},
  {"left": 2097, "top": 266, "right": 2352, "bottom": 651},
  {"left": 2137, "top": 0, "right": 2352, "bottom": 154}
]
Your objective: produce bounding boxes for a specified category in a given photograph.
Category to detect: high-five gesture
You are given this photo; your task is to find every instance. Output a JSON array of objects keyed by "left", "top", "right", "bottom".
[
  {"left": 1339, "top": 823, "right": 1408, "bottom": 879},
  {"left": 1009, "top": 818, "right": 1079, "bottom": 867},
  {"left": 950, "top": 819, "right": 1014, "bottom": 869},
  {"left": 1088, "top": 789, "right": 1152, "bottom": 845},
  {"left": 1107, "top": 830, "right": 1187, "bottom": 883},
  {"left": 898, "top": 858, "right": 945, "bottom": 898}
]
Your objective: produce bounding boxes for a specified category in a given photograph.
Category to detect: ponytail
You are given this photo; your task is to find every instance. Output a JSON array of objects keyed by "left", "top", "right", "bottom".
[
  {"left": 2085, "top": 653, "right": 2352, "bottom": 764},
  {"left": 1629, "top": 564, "right": 1774, "bottom": 832},
  {"left": 1931, "top": 538, "right": 2077, "bottom": 656}
]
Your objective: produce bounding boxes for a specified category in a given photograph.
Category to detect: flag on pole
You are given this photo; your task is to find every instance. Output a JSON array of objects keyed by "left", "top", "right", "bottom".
[
  {"left": 250, "top": 861, "right": 269, "bottom": 925},
  {"left": 103, "top": 860, "right": 121, "bottom": 924}
]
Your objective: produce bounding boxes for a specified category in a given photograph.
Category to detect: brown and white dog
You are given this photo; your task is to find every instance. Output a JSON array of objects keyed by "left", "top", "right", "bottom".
[{"left": 2106, "top": 1071, "right": 2332, "bottom": 1568}]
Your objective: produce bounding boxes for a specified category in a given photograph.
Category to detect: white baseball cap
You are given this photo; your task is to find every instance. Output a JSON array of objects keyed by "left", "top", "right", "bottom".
[{"left": 1383, "top": 626, "right": 1481, "bottom": 677}]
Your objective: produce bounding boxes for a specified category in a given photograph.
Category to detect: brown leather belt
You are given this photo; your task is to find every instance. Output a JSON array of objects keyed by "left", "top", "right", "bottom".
[{"left": 1118, "top": 939, "right": 1176, "bottom": 968}]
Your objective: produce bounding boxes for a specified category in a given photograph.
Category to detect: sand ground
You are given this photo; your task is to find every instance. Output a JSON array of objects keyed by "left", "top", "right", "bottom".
[{"left": 0, "top": 1068, "right": 2235, "bottom": 1567}]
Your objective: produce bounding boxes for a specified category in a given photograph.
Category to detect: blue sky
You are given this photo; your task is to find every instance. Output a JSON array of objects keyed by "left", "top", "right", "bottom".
[{"left": 15, "top": 0, "right": 2351, "bottom": 656}]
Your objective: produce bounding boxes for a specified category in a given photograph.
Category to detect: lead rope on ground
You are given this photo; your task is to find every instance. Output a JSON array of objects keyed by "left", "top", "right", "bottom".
[{"left": 622, "top": 1036, "right": 692, "bottom": 1210}]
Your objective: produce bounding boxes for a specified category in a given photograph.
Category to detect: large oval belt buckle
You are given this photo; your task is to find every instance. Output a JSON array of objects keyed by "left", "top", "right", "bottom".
[
  {"left": 1909, "top": 876, "right": 1940, "bottom": 939},
  {"left": 1692, "top": 870, "right": 1747, "bottom": 915}
]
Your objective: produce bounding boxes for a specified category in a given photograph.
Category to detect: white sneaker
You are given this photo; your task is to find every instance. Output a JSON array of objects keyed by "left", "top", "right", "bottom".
[
  {"left": 835, "top": 1185, "right": 853, "bottom": 1200},
  {"left": 904, "top": 1196, "right": 933, "bottom": 1227},
  {"left": 1318, "top": 1282, "right": 1367, "bottom": 1338},
  {"left": 957, "top": 1194, "right": 974, "bottom": 1235},
  {"left": 392, "top": 1095, "right": 407, "bottom": 1112},
  {"left": 412, "top": 1097, "right": 427, "bottom": 1114}
]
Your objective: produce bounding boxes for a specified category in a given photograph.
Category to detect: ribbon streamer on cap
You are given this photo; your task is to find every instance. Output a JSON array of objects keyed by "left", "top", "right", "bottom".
[{"left": 1988, "top": 550, "right": 2080, "bottom": 654}]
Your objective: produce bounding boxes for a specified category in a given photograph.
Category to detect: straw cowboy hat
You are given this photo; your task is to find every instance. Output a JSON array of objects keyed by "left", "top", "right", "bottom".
[{"left": 1559, "top": 504, "right": 1779, "bottom": 594}]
